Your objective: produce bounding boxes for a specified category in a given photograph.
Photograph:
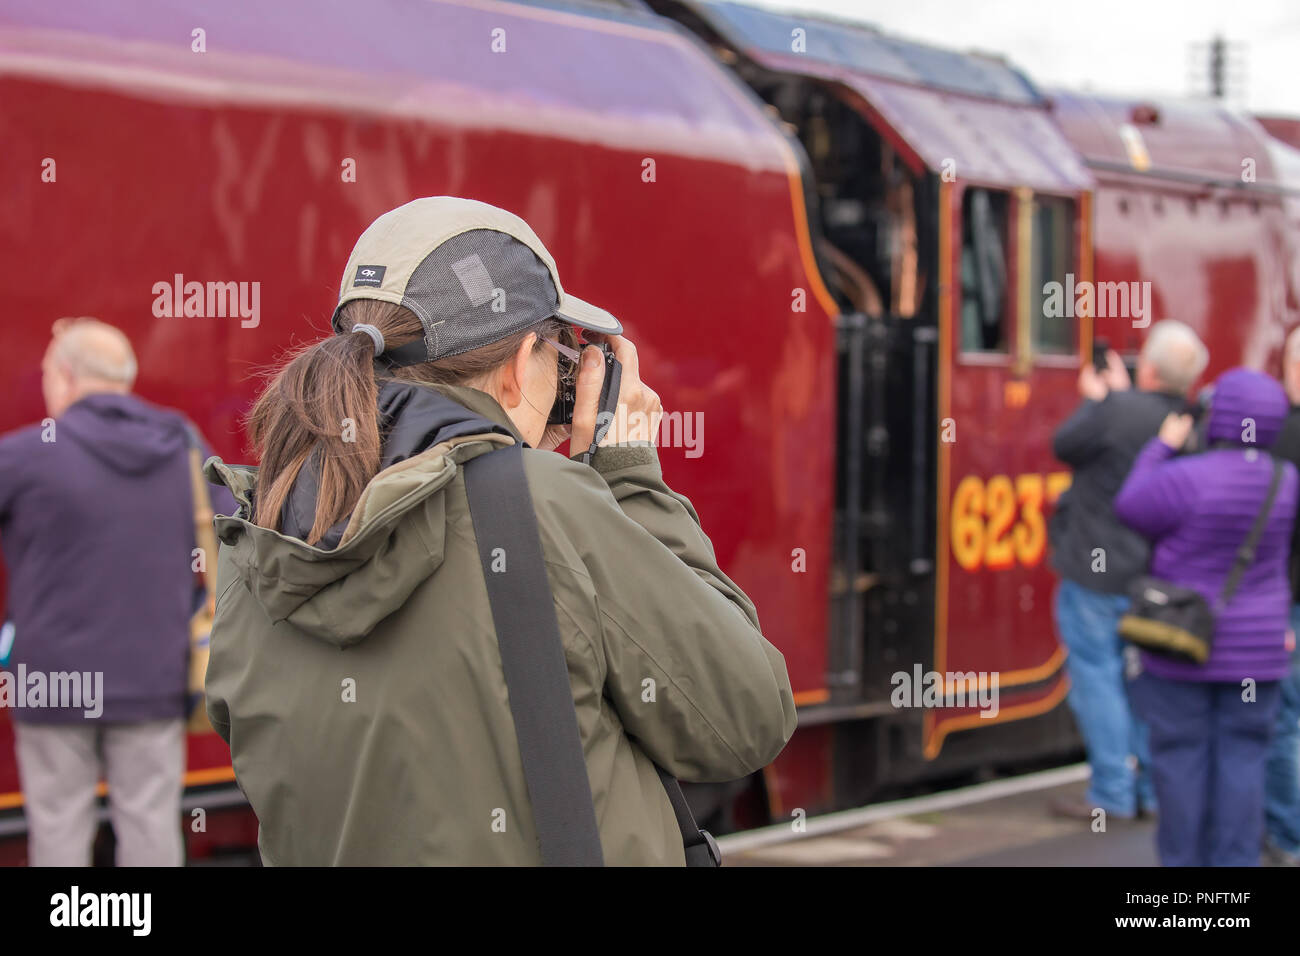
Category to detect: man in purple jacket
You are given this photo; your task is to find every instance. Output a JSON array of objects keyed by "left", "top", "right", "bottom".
[
  {"left": 0, "top": 318, "right": 234, "bottom": 866},
  {"left": 1117, "top": 367, "right": 1298, "bottom": 866}
]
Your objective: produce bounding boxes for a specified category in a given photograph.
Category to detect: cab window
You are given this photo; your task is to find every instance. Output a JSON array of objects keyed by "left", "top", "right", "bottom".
[
  {"left": 1030, "top": 195, "right": 1076, "bottom": 355},
  {"left": 960, "top": 188, "right": 1009, "bottom": 354}
]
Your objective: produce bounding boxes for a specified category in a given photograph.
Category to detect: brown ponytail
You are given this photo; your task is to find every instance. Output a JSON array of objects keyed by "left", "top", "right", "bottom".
[{"left": 246, "top": 300, "right": 568, "bottom": 545}]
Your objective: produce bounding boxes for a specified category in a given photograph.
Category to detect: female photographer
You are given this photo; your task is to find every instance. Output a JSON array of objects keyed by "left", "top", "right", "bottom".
[{"left": 203, "top": 198, "right": 796, "bottom": 865}]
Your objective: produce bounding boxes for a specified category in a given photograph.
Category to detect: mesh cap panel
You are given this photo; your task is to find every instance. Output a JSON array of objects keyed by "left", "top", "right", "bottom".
[{"left": 402, "top": 229, "right": 559, "bottom": 361}]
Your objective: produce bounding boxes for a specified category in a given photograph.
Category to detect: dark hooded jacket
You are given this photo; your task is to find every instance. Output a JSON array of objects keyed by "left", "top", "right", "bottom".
[
  {"left": 204, "top": 381, "right": 796, "bottom": 866},
  {"left": 1049, "top": 388, "right": 1188, "bottom": 593},
  {"left": 0, "top": 392, "right": 234, "bottom": 722},
  {"left": 1269, "top": 403, "right": 1300, "bottom": 598}
]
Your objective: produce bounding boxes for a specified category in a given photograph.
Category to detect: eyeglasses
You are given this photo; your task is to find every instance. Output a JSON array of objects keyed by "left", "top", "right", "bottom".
[
  {"left": 539, "top": 331, "right": 583, "bottom": 426},
  {"left": 539, "top": 334, "right": 582, "bottom": 389}
]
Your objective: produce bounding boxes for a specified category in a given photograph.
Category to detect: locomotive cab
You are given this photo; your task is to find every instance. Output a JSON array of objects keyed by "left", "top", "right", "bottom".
[{"left": 658, "top": 0, "right": 1096, "bottom": 807}]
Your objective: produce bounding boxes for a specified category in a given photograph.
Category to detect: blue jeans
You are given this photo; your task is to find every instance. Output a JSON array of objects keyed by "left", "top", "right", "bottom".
[
  {"left": 1131, "top": 673, "right": 1281, "bottom": 866},
  {"left": 1054, "top": 579, "right": 1156, "bottom": 817},
  {"left": 1264, "top": 605, "right": 1300, "bottom": 855}
]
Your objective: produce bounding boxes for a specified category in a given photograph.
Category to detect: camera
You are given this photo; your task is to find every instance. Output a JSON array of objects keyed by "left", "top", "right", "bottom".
[{"left": 548, "top": 343, "right": 621, "bottom": 432}]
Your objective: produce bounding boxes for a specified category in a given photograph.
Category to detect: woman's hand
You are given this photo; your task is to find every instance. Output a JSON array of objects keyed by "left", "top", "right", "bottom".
[
  {"left": 1158, "top": 412, "right": 1194, "bottom": 450},
  {"left": 569, "top": 333, "right": 662, "bottom": 454}
]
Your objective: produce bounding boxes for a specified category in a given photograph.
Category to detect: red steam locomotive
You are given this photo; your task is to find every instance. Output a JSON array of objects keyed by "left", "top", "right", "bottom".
[{"left": 1, "top": 0, "right": 1298, "bottom": 860}]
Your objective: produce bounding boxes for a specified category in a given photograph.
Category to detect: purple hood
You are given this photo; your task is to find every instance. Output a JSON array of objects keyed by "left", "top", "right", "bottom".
[{"left": 1205, "top": 367, "right": 1289, "bottom": 448}]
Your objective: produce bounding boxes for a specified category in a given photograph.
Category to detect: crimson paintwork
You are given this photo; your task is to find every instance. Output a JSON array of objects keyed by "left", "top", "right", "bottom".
[
  {"left": 2, "top": 0, "right": 1299, "bottom": 858},
  {"left": 1050, "top": 90, "right": 1300, "bottom": 370},
  {"left": 0, "top": 0, "right": 835, "bottom": 857}
]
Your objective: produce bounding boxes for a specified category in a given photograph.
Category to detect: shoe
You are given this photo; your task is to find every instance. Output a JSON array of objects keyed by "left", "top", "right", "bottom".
[{"left": 1050, "top": 795, "right": 1137, "bottom": 823}]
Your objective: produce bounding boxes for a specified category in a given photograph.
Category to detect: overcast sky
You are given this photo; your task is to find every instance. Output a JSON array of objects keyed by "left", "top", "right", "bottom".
[{"left": 745, "top": 0, "right": 1300, "bottom": 116}]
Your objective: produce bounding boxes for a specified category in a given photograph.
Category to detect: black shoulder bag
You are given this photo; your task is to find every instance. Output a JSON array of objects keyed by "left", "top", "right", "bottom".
[
  {"left": 1119, "top": 456, "right": 1283, "bottom": 664},
  {"left": 463, "top": 442, "right": 721, "bottom": 867}
]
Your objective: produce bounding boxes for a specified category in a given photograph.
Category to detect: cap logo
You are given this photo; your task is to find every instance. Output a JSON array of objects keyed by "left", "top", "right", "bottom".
[
  {"left": 352, "top": 265, "right": 387, "bottom": 288},
  {"left": 451, "top": 254, "right": 495, "bottom": 307}
]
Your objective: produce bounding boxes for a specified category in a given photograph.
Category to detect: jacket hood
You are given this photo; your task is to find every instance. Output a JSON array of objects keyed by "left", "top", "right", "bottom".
[
  {"left": 205, "top": 382, "right": 518, "bottom": 647},
  {"left": 1206, "top": 367, "right": 1288, "bottom": 447},
  {"left": 60, "top": 392, "right": 190, "bottom": 475}
]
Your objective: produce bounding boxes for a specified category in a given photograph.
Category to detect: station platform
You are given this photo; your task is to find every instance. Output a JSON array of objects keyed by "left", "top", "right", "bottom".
[{"left": 719, "top": 765, "right": 1161, "bottom": 866}]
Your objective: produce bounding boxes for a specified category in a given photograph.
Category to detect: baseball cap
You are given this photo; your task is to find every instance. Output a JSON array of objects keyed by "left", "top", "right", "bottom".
[{"left": 330, "top": 197, "right": 622, "bottom": 367}]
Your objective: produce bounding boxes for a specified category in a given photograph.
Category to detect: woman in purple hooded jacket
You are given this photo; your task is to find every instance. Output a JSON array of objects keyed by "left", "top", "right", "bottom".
[{"left": 1116, "top": 367, "right": 1298, "bottom": 866}]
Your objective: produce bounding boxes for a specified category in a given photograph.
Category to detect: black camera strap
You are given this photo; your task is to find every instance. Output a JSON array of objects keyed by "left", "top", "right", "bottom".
[
  {"left": 579, "top": 356, "right": 621, "bottom": 466},
  {"left": 1214, "top": 456, "right": 1283, "bottom": 613},
  {"left": 464, "top": 441, "right": 720, "bottom": 866}
]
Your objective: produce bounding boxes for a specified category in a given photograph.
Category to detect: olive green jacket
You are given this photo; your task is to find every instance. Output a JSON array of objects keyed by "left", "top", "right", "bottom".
[{"left": 204, "top": 384, "right": 796, "bottom": 865}]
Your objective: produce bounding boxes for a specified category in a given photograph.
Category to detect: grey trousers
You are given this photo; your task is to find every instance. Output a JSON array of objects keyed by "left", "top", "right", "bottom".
[{"left": 14, "top": 718, "right": 185, "bottom": 867}]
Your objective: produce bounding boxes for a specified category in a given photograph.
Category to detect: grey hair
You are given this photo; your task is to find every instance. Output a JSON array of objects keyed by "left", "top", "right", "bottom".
[
  {"left": 50, "top": 317, "right": 138, "bottom": 386},
  {"left": 1140, "top": 319, "right": 1208, "bottom": 393}
]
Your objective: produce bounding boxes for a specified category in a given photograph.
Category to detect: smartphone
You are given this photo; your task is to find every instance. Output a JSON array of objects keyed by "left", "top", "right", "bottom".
[{"left": 1092, "top": 337, "right": 1110, "bottom": 372}]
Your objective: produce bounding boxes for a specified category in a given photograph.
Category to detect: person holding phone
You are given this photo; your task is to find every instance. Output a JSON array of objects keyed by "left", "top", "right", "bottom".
[
  {"left": 203, "top": 197, "right": 796, "bottom": 865},
  {"left": 1048, "top": 320, "right": 1209, "bottom": 823}
]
